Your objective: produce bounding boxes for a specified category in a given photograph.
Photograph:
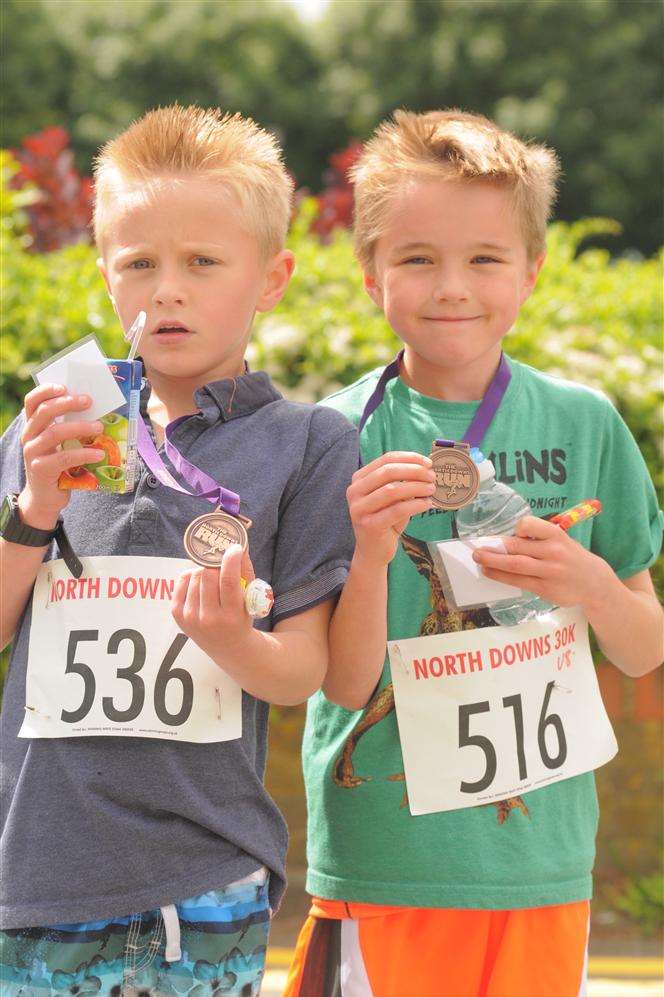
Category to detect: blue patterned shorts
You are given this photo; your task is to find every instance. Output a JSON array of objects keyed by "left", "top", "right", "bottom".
[{"left": 0, "top": 868, "right": 269, "bottom": 996}]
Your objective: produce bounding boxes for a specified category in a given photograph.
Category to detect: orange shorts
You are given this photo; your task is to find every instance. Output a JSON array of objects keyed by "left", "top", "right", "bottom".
[{"left": 283, "top": 897, "right": 590, "bottom": 997}]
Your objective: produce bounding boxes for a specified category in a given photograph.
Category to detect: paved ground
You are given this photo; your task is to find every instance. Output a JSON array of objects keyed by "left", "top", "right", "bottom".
[{"left": 258, "top": 954, "right": 664, "bottom": 996}]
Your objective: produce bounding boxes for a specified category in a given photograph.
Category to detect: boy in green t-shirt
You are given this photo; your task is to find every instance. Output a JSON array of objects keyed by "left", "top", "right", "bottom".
[{"left": 285, "top": 110, "right": 663, "bottom": 996}]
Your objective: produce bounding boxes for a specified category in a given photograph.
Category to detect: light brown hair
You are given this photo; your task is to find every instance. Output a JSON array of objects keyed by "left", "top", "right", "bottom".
[
  {"left": 93, "top": 104, "right": 293, "bottom": 257},
  {"left": 351, "top": 109, "right": 560, "bottom": 271}
]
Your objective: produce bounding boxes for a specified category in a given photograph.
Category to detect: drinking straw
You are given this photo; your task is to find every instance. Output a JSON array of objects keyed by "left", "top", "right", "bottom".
[{"left": 125, "top": 310, "right": 147, "bottom": 362}]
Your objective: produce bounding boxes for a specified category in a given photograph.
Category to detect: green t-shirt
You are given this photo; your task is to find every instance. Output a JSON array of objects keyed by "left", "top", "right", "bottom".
[{"left": 303, "top": 356, "right": 663, "bottom": 910}]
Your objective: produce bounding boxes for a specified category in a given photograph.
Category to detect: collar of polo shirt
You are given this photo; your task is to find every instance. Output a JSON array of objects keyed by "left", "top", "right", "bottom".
[{"left": 139, "top": 369, "right": 282, "bottom": 424}]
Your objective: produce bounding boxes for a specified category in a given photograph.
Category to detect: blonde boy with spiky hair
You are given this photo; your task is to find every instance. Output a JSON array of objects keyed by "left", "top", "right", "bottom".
[
  {"left": 0, "top": 105, "right": 358, "bottom": 993},
  {"left": 286, "top": 110, "right": 662, "bottom": 996}
]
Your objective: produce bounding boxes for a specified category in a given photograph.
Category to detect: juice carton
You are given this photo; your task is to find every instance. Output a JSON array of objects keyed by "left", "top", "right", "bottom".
[{"left": 58, "top": 358, "right": 143, "bottom": 493}]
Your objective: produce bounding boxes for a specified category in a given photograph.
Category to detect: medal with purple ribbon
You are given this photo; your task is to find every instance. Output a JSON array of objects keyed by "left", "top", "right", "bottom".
[
  {"left": 137, "top": 416, "right": 250, "bottom": 566},
  {"left": 358, "top": 351, "right": 512, "bottom": 511},
  {"left": 183, "top": 510, "right": 251, "bottom": 568},
  {"left": 137, "top": 418, "right": 271, "bottom": 617},
  {"left": 428, "top": 440, "right": 480, "bottom": 510}
]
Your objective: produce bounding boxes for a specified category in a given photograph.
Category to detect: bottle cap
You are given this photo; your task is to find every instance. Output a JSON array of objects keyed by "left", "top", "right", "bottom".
[{"left": 475, "top": 453, "right": 496, "bottom": 483}]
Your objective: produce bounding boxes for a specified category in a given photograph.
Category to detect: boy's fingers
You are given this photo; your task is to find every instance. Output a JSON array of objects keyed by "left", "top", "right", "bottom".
[
  {"left": 515, "top": 515, "right": 559, "bottom": 539},
  {"left": 474, "top": 548, "right": 547, "bottom": 578},
  {"left": 25, "top": 420, "right": 105, "bottom": 457},
  {"left": 184, "top": 569, "right": 202, "bottom": 619},
  {"left": 199, "top": 568, "right": 222, "bottom": 616},
  {"left": 354, "top": 480, "right": 435, "bottom": 518},
  {"left": 352, "top": 452, "right": 432, "bottom": 482},
  {"left": 171, "top": 571, "right": 193, "bottom": 618},
  {"left": 218, "top": 544, "right": 245, "bottom": 609},
  {"left": 351, "top": 462, "right": 436, "bottom": 498},
  {"left": 29, "top": 448, "right": 107, "bottom": 479},
  {"left": 498, "top": 536, "right": 559, "bottom": 559},
  {"left": 241, "top": 548, "right": 256, "bottom": 584},
  {"left": 23, "top": 383, "right": 67, "bottom": 420},
  {"left": 481, "top": 566, "right": 544, "bottom": 595},
  {"left": 22, "top": 394, "right": 93, "bottom": 443},
  {"left": 368, "top": 497, "right": 434, "bottom": 532}
]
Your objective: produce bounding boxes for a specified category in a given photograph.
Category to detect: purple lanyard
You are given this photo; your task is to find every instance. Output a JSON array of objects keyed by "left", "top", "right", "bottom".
[
  {"left": 137, "top": 416, "right": 241, "bottom": 516},
  {"left": 358, "top": 350, "right": 511, "bottom": 449}
]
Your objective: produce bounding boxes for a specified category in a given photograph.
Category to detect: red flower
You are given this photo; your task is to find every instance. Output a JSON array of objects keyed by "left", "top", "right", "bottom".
[
  {"left": 309, "top": 141, "right": 364, "bottom": 242},
  {"left": 10, "top": 127, "right": 94, "bottom": 252}
]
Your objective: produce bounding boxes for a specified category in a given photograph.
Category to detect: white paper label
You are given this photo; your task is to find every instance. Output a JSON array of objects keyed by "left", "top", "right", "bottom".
[
  {"left": 21, "top": 557, "right": 242, "bottom": 743},
  {"left": 388, "top": 606, "right": 617, "bottom": 815},
  {"left": 435, "top": 537, "right": 523, "bottom": 608},
  {"left": 34, "top": 337, "right": 125, "bottom": 422}
]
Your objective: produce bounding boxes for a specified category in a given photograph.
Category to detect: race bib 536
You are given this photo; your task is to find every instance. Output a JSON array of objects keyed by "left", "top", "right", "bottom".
[{"left": 20, "top": 557, "right": 242, "bottom": 743}]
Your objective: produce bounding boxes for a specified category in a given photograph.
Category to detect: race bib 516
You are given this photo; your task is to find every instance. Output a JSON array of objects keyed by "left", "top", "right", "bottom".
[
  {"left": 20, "top": 557, "right": 242, "bottom": 743},
  {"left": 388, "top": 607, "right": 617, "bottom": 816}
]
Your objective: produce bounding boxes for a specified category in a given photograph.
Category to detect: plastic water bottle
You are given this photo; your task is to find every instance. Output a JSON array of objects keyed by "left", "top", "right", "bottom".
[{"left": 455, "top": 450, "right": 555, "bottom": 626}]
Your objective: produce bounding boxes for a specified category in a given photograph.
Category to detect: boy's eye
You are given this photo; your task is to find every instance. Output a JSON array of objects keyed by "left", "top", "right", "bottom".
[
  {"left": 472, "top": 256, "right": 501, "bottom": 265},
  {"left": 192, "top": 256, "right": 216, "bottom": 266},
  {"left": 128, "top": 259, "right": 152, "bottom": 270},
  {"left": 403, "top": 256, "right": 432, "bottom": 265}
]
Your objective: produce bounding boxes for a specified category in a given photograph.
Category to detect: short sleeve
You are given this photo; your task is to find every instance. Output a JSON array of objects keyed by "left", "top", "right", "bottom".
[
  {"left": 271, "top": 407, "right": 358, "bottom": 622},
  {"left": 0, "top": 413, "right": 27, "bottom": 497},
  {"left": 591, "top": 400, "right": 663, "bottom": 578}
]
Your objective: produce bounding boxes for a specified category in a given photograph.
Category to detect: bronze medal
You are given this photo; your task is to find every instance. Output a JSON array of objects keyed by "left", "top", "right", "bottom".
[
  {"left": 429, "top": 442, "right": 480, "bottom": 511},
  {"left": 183, "top": 511, "right": 250, "bottom": 567}
]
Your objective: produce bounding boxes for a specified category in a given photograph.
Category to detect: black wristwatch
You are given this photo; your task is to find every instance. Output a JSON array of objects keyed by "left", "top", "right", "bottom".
[
  {"left": 0, "top": 493, "right": 60, "bottom": 546},
  {"left": 0, "top": 493, "right": 83, "bottom": 577}
]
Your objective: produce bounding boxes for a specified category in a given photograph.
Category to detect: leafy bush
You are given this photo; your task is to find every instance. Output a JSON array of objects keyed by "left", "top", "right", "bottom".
[{"left": 609, "top": 872, "right": 664, "bottom": 938}]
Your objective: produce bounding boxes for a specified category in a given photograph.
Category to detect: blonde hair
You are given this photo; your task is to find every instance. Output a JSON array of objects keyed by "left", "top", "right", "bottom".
[
  {"left": 93, "top": 104, "right": 293, "bottom": 257},
  {"left": 351, "top": 109, "right": 560, "bottom": 270}
]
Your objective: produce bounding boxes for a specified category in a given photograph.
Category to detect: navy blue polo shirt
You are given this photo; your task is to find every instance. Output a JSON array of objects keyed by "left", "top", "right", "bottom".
[{"left": 0, "top": 370, "right": 358, "bottom": 927}]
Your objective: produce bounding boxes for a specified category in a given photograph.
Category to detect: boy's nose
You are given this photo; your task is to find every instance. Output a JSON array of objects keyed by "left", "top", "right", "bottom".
[
  {"left": 152, "top": 273, "right": 186, "bottom": 307},
  {"left": 432, "top": 268, "right": 469, "bottom": 302}
]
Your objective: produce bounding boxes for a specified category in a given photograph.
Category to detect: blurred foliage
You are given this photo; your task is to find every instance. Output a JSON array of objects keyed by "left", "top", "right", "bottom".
[
  {"left": 611, "top": 874, "right": 664, "bottom": 938},
  {"left": 1, "top": 0, "right": 327, "bottom": 193},
  {"left": 315, "top": 0, "right": 664, "bottom": 256},
  {"left": 2, "top": 0, "right": 663, "bottom": 254},
  {"left": 1, "top": 151, "right": 40, "bottom": 243},
  {"left": 596, "top": 714, "right": 664, "bottom": 938}
]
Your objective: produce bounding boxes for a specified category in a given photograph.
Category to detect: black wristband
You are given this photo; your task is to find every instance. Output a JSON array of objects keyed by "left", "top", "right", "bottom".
[{"left": 54, "top": 521, "right": 83, "bottom": 578}]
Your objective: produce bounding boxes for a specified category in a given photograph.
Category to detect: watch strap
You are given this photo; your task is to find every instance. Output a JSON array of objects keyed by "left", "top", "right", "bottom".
[
  {"left": 8, "top": 518, "right": 57, "bottom": 546},
  {"left": 54, "top": 522, "right": 83, "bottom": 579},
  {"left": 1, "top": 494, "right": 83, "bottom": 578},
  {"left": 1, "top": 494, "right": 56, "bottom": 546}
]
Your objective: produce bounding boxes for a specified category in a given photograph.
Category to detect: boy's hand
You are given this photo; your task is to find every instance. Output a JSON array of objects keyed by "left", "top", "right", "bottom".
[
  {"left": 347, "top": 452, "right": 436, "bottom": 567},
  {"left": 171, "top": 544, "right": 256, "bottom": 661},
  {"left": 473, "top": 515, "right": 609, "bottom": 613},
  {"left": 19, "top": 384, "right": 106, "bottom": 529}
]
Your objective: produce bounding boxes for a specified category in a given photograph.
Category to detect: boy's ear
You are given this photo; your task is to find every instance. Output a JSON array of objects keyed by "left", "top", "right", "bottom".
[
  {"left": 256, "top": 250, "right": 296, "bottom": 313},
  {"left": 363, "top": 270, "right": 384, "bottom": 309},
  {"left": 97, "top": 257, "right": 118, "bottom": 312},
  {"left": 520, "top": 251, "right": 546, "bottom": 305}
]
